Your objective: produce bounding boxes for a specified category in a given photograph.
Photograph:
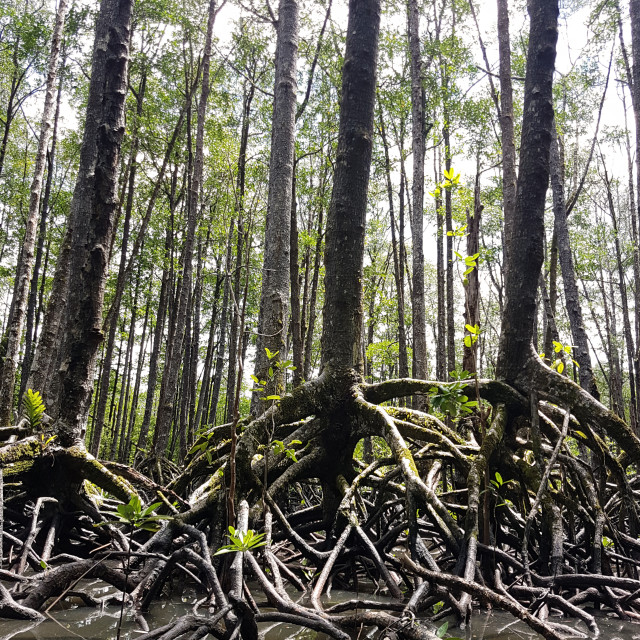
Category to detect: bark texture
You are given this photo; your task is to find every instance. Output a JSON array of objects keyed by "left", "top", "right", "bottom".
[
  {"left": 55, "top": 0, "right": 133, "bottom": 446},
  {"left": 0, "top": 0, "right": 68, "bottom": 426},
  {"left": 496, "top": 0, "right": 558, "bottom": 382},
  {"left": 253, "top": 0, "right": 299, "bottom": 406},
  {"left": 408, "top": 0, "right": 427, "bottom": 384},
  {"left": 321, "top": 0, "right": 381, "bottom": 370}
]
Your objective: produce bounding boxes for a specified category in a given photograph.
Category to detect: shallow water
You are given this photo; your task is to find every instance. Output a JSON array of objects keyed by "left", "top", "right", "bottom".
[{"left": 3, "top": 590, "right": 640, "bottom": 640}]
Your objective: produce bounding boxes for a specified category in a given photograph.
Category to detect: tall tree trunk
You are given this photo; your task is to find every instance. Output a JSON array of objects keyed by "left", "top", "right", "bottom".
[
  {"left": 443, "top": 119, "right": 455, "bottom": 376},
  {"left": 26, "top": 225, "right": 71, "bottom": 409},
  {"left": 90, "top": 76, "right": 146, "bottom": 455},
  {"left": 408, "top": 0, "right": 427, "bottom": 387},
  {"left": 136, "top": 228, "right": 171, "bottom": 455},
  {"left": 542, "top": 231, "right": 558, "bottom": 359},
  {"left": 435, "top": 148, "right": 446, "bottom": 381},
  {"left": 290, "top": 170, "right": 304, "bottom": 387},
  {"left": 153, "top": 0, "right": 218, "bottom": 457},
  {"left": 463, "top": 172, "right": 482, "bottom": 374},
  {"left": 0, "top": 0, "right": 68, "bottom": 425},
  {"left": 253, "top": 0, "right": 299, "bottom": 407},
  {"left": 602, "top": 167, "right": 638, "bottom": 431},
  {"left": 497, "top": 0, "right": 517, "bottom": 268},
  {"left": 379, "top": 110, "right": 408, "bottom": 378},
  {"left": 496, "top": 0, "right": 558, "bottom": 381},
  {"left": 209, "top": 224, "right": 234, "bottom": 426},
  {"left": 194, "top": 266, "right": 222, "bottom": 430},
  {"left": 20, "top": 64, "right": 64, "bottom": 399},
  {"left": 321, "top": 0, "right": 380, "bottom": 369},
  {"left": 550, "top": 124, "right": 599, "bottom": 399},
  {"left": 303, "top": 197, "right": 324, "bottom": 381},
  {"left": 122, "top": 292, "right": 150, "bottom": 463},
  {"left": 55, "top": 0, "right": 133, "bottom": 446}
]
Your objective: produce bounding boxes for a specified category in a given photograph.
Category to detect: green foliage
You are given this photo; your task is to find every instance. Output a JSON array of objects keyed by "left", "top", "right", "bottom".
[
  {"left": 271, "top": 439, "right": 302, "bottom": 463},
  {"left": 251, "top": 348, "right": 296, "bottom": 401},
  {"left": 463, "top": 323, "right": 480, "bottom": 349},
  {"left": 98, "top": 495, "right": 172, "bottom": 532},
  {"left": 435, "top": 621, "right": 463, "bottom": 640},
  {"left": 22, "top": 389, "right": 45, "bottom": 430},
  {"left": 428, "top": 377, "right": 478, "bottom": 418},
  {"left": 539, "top": 341, "right": 579, "bottom": 375},
  {"left": 214, "top": 525, "right": 266, "bottom": 555}
]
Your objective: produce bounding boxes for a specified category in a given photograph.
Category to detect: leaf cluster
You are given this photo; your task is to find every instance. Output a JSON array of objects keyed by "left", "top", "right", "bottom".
[{"left": 214, "top": 526, "right": 266, "bottom": 555}]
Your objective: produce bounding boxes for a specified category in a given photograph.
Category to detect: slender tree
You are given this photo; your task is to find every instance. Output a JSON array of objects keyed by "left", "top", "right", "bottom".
[
  {"left": 253, "top": 0, "right": 299, "bottom": 409},
  {"left": 0, "top": 0, "right": 68, "bottom": 426}
]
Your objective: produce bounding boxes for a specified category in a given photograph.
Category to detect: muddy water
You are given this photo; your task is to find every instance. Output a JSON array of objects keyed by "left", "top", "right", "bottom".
[{"left": 3, "top": 590, "right": 640, "bottom": 640}]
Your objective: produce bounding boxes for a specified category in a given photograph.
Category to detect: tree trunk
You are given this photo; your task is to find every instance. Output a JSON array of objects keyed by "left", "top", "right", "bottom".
[
  {"left": 550, "top": 124, "right": 599, "bottom": 399},
  {"left": 321, "top": 0, "right": 380, "bottom": 368},
  {"left": 136, "top": 227, "right": 171, "bottom": 455},
  {"left": 496, "top": 0, "right": 558, "bottom": 381},
  {"left": 443, "top": 119, "right": 455, "bottom": 376},
  {"left": 463, "top": 172, "right": 482, "bottom": 374},
  {"left": 153, "top": 0, "right": 218, "bottom": 457},
  {"left": 379, "top": 110, "right": 408, "bottom": 379},
  {"left": 253, "top": 0, "right": 299, "bottom": 407},
  {"left": 435, "top": 148, "right": 446, "bottom": 381},
  {"left": 408, "top": 0, "right": 427, "bottom": 388},
  {"left": 497, "top": 0, "right": 517, "bottom": 268},
  {"left": 20, "top": 64, "right": 64, "bottom": 399},
  {"left": 0, "top": 0, "right": 68, "bottom": 426},
  {"left": 90, "top": 76, "right": 146, "bottom": 455},
  {"left": 55, "top": 0, "right": 133, "bottom": 446},
  {"left": 602, "top": 167, "right": 638, "bottom": 431},
  {"left": 290, "top": 170, "right": 304, "bottom": 388}
]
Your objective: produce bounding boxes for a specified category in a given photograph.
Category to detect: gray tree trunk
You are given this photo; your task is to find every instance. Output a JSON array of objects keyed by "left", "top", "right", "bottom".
[
  {"left": 549, "top": 124, "right": 599, "bottom": 399},
  {"left": 321, "top": 0, "right": 380, "bottom": 369},
  {"left": 496, "top": 0, "right": 558, "bottom": 381},
  {"left": 55, "top": 0, "right": 134, "bottom": 446},
  {"left": 153, "top": 0, "right": 219, "bottom": 456},
  {"left": 253, "top": 0, "right": 299, "bottom": 409},
  {"left": 0, "top": 0, "right": 68, "bottom": 425},
  {"left": 497, "top": 0, "right": 517, "bottom": 269},
  {"left": 408, "top": 0, "right": 427, "bottom": 386}
]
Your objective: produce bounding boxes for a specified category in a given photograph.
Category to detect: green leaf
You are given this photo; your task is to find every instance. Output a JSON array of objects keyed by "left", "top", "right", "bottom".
[
  {"left": 436, "top": 621, "right": 448, "bottom": 638},
  {"left": 495, "top": 472, "right": 503, "bottom": 485},
  {"left": 465, "top": 324, "right": 477, "bottom": 334},
  {"left": 22, "top": 389, "right": 45, "bottom": 430},
  {"left": 557, "top": 362, "right": 564, "bottom": 374},
  {"left": 463, "top": 336, "right": 472, "bottom": 348},
  {"left": 574, "top": 430, "right": 587, "bottom": 439},
  {"left": 264, "top": 395, "right": 281, "bottom": 400}
]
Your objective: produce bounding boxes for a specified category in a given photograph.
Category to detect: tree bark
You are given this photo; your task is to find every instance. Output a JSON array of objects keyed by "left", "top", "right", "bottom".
[
  {"left": 153, "top": 0, "right": 218, "bottom": 456},
  {"left": 321, "top": 0, "right": 380, "bottom": 369},
  {"left": 0, "top": 0, "right": 68, "bottom": 426},
  {"left": 55, "top": 0, "right": 133, "bottom": 446},
  {"left": 462, "top": 172, "right": 482, "bottom": 374},
  {"left": 90, "top": 75, "right": 146, "bottom": 455},
  {"left": 253, "top": 0, "right": 299, "bottom": 408},
  {"left": 379, "top": 109, "right": 408, "bottom": 379},
  {"left": 549, "top": 124, "right": 599, "bottom": 399},
  {"left": 408, "top": 0, "right": 427, "bottom": 387},
  {"left": 497, "top": 0, "right": 517, "bottom": 269},
  {"left": 20, "top": 63, "right": 64, "bottom": 400},
  {"left": 496, "top": 0, "right": 558, "bottom": 382}
]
